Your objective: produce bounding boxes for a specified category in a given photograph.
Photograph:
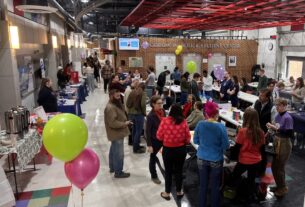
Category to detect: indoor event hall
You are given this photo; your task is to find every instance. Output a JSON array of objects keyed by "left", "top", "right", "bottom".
[{"left": 1, "top": 0, "right": 305, "bottom": 207}]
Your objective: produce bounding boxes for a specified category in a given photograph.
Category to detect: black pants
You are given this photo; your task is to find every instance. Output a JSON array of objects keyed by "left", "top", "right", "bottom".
[
  {"left": 103, "top": 78, "right": 110, "bottom": 92},
  {"left": 157, "top": 86, "right": 163, "bottom": 96},
  {"left": 149, "top": 139, "right": 163, "bottom": 179},
  {"left": 231, "top": 162, "right": 261, "bottom": 198},
  {"left": 162, "top": 146, "right": 186, "bottom": 193},
  {"left": 95, "top": 74, "right": 100, "bottom": 83}
]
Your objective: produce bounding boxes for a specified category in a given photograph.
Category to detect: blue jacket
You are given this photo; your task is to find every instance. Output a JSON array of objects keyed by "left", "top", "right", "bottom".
[{"left": 194, "top": 120, "right": 229, "bottom": 162}]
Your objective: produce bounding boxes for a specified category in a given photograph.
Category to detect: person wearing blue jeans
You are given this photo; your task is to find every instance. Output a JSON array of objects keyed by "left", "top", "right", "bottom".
[
  {"left": 130, "top": 114, "right": 145, "bottom": 152},
  {"left": 104, "top": 89, "right": 131, "bottom": 178},
  {"left": 109, "top": 139, "right": 124, "bottom": 174},
  {"left": 126, "top": 82, "right": 147, "bottom": 153},
  {"left": 194, "top": 101, "right": 229, "bottom": 207}
]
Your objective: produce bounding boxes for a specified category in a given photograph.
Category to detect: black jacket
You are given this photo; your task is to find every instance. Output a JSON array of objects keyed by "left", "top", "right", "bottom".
[
  {"left": 254, "top": 100, "right": 273, "bottom": 133},
  {"left": 157, "top": 72, "right": 167, "bottom": 87},
  {"left": 146, "top": 110, "right": 164, "bottom": 146},
  {"left": 220, "top": 79, "right": 233, "bottom": 101},
  {"left": 37, "top": 86, "right": 58, "bottom": 113},
  {"left": 189, "top": 80, "right": 200, "bottom": 101}
]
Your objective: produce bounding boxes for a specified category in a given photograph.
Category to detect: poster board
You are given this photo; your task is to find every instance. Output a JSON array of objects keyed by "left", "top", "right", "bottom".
[
  {"left": 155, "top": 53, "right": 176, "bottom": 77},
  {"left": 129, "top": 57, "right": 143, "bottom": 67}
]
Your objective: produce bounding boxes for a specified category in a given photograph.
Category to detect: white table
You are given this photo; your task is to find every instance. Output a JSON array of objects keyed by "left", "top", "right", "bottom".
[
  {"left": 238, "top": 91, "right": 258, "bottom": 104},
  {"left": 164, "top": 85, "right": 181, "bottom": 102},
  {"left": 249, "top": 82, "right": 258, "bottom": 88},
  {"left": 218, "top": 108, "right": 244, "bottom": 127},
  {"left": 213, "top": 86, "right": 258, "bottom": 104}
]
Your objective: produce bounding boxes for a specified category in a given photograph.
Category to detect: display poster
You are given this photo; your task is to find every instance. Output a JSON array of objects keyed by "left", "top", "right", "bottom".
[
  {"left": 18, "top": 56, "right": 34, "bottom": 97},
  {"left": 129, "top": 57, "right": 143, "bottom": 67}
]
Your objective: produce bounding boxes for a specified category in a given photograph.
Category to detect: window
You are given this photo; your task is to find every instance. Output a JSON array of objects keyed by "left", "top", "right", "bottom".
[{"left": 286, "top": 57, "right": 305, "bottom": 79}]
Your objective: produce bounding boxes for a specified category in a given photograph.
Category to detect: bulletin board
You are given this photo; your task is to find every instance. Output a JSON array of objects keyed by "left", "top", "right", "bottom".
[{"left": 155, "top": 53, "right": 176, "bottom": 77}]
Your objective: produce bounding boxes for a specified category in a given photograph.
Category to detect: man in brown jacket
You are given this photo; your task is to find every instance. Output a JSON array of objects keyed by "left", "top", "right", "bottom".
[{"left": 104, "top": 89, "right": 132, "bottom": 178}]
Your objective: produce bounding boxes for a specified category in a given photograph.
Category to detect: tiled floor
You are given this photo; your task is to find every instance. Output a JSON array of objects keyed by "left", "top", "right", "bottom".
[{"left": 5, "top": 87, "right": 176, "bottom": 207}]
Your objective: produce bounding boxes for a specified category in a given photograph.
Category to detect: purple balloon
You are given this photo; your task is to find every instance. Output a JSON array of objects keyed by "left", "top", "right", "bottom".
[
  {"left": 64, "top": 148, "right": 100, "bottom": 190},
  {"left": 213, "top": 66, "right": 225, "bottom": 80},
  {"left": 142, "top": 41, "right": 149, "bottom": 49}
]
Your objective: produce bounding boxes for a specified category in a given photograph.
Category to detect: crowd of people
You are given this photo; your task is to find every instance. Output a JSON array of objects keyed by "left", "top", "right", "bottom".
[
  {"left": 36, "top": 58, "right": 304, "bottom": 206},
  {"left": 101, "top": 64, "right": 304, "bottom": 206}
]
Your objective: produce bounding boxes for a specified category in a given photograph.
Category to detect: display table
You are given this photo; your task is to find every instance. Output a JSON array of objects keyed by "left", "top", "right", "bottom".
[
  {"left": 238, "top": 91, "right": 258, "bottom": 104},
  {"left": 58, "top": 99, "right": 82, "bottom": 116},
  {"left": 219, "top": 109, "right": 243, "bottom": 127},
  {"left": 70, "top": 81, "right": 88, "bottom": 104},
  {"left": 0, "top": 129, "right": 41, "bottom": 197},
  {"left": 164, "top": 85, "right": 181, "bottom": 102},
  {"left": 248, "top": 82, "right": 258, "bottom": 89}
]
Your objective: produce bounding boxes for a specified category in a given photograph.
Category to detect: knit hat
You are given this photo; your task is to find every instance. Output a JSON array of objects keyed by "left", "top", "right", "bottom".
[{"left": 205, "top": 101, "right": 219, "bottom": 118}]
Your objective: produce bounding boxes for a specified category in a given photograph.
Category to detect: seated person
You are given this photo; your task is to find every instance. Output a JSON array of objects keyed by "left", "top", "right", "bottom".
[
  {"left": 183, "top": 94, "right": 195, "bottom": 118},
  {"left": 240, "top": 77, "right": 252, "bottom": 93},
  {"left": 162, "top": 89, "right": 173, "bottom": 111},
  {"left": 187, "top": 101, "right": 204, "bottom": 130}
]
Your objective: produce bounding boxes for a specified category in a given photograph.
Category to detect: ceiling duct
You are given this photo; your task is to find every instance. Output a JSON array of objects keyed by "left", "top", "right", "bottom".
[{"left": 16, "top": 0, "right": 57, "bottom": 13}]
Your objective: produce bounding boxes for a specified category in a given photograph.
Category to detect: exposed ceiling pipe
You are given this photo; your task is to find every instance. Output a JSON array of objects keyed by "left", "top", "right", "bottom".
[{"left": 48, "top": 0, "right": 87, "bottom": 34}]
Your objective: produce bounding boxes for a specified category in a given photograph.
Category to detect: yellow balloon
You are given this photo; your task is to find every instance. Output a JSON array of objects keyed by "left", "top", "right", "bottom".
[
  {"left": 177, "top": 45, "right": 183, "bottom": 51},
  {"left": 175, "top": 49, "right": 180, "bottom": 55}
]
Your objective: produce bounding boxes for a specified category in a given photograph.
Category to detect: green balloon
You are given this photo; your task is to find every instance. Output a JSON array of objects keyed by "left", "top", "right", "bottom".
[
  {"left": 186, "top": 61, "right": 197, "bottom": 74},
  {"left": 42, "top": 113, "right": 88, "bottom": 162}
]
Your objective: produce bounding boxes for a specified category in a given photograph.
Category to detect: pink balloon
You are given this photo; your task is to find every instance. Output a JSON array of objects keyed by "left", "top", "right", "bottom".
[
  {"left": 208, "top": 53, "right": 213, "bottom": 59},
  {"left": 64, "top": 148, "right": 100, "bottom": 190}
]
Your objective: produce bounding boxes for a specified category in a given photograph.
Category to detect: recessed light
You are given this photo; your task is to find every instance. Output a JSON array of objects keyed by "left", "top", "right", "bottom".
[{"left": 81, "top": 0, "right": 89, "bottom": 3}]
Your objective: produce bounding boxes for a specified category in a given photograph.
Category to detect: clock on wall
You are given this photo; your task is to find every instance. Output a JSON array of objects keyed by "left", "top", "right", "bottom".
[{"left": 268, "top": 42, "right": 273, "bottom": 51}]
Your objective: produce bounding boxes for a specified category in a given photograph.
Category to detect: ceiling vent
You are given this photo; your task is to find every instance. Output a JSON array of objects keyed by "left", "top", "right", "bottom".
[{"left": 16, "top": 0, "right": 58, "bottom": 14}]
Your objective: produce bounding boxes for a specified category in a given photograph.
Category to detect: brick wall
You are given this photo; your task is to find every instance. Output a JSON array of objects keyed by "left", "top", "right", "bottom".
[{"left": 115, "top": 37, "right": 258, "bottom": 81}]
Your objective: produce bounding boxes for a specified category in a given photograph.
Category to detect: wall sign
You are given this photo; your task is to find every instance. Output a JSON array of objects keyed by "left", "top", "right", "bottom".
[{"left": 149, "top": 43, "right": 240, "bottom": 49}]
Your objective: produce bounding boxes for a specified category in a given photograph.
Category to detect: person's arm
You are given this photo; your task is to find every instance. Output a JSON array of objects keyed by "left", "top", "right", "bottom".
[
  {"left": 293, "top": 88, "right": 305, "bottom": 99},
  {"left": 146, "top": 115, "right": 153, "bottom": 146},
  {"left": 141, "top": 92, "right": 147, "bottom": 116},
  {"left": 156, "top": 119, "right": 165, "bottom": 142},
  {"left": 105, "top": 106, "right": 128, "bottom": 129},
  {"left": 221, "top": 125, "right": 230, "bottom": 151},
  {"left": 184, "top": 121, "right": 191, "bottom": 144},
  {"left": 193, "top": 122, "right": 200, "bottom": 145}
]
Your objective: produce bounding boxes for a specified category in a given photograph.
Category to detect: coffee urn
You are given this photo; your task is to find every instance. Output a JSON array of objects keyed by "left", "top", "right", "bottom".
[
  {"left": 13, "top": 106, "right": 30, "bottom": 131},
  {"left": 4, "top": 110, "right": 23, "bottom": 134}
]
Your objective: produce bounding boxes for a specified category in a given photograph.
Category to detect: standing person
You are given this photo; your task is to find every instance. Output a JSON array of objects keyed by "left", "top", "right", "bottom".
[
  {"left": 104, "top": 89, "right": 132, "bottom": 178},
  {"left": 124, "top": 80, "right": 139, "bottom": 146},
  {"left": 291, "top": 77, "right": 305, "bottom": 109},
  {"left": 220, "top": 71, "right": 233, "bottom": 102},
  {"left": 156, "top": 70, "right": 170, "bottom": 95},
  {"left": 133, "top": 69, "right": 142, "bottom": 80},
  {"left": 37, "top": 78, "right": 58, "bottom": 113},
  {"left": 186, "top": 101, "right": 204, "bottom": 130},
  {"left": 109, "top": 74, "right": 125, "bottom": 93},
  {"left": 157, "top": 104, "right": 191, "bottom": 200},
  {"left": 145, "top": 66, "right": 156, "bottom": 94},
  {"left": 194, "top": 101, "right": 229, "bottom": 207},
  {"left": 171, "top": 67, "right": 181, "bottom": 85},
  {"left": 266, "top": 98, "right": 293, "bottom": 197},
  {"left": 254, "top": 88, "right": 277, "bottom": 133},
  {"left": 202, "top": 70, "right": 213, "bottom": 99},
  {"left": 93, "top": 55, "right": 101, "bottom": 84},
  {"left": 84, "top": 62, "right": 95, "bottom": 93},
  {"left": 101, "top": 60, "right": 113, "bottom": 93},
  {"left": 267, "top": 81, "right": 277, "bottom": 103},
  {"left": 57, "top": 66, "right": 68, "bottom": 89},
  {"left": 126, "top": 82, "right": 147, "bottom": 153},
  {"left": 180, "top": 72, "right": 190, "bottom": 105},
  {"left": 257, "top": 69, "right": 268, "bottom": 92},
  {"left": 146, "top": 95, "right": 165, "bottom": 184},
  {"left": 289, "top": 76, "right": 295, "bottom": 87},
  {"left": 227, "top": 75, "right": 240, "bottom": 107},
  {"left": 229, "top": 108, "right": 266, "bottom": 201},
  {"left": 189, "top": 73, "right": 201, "bottom": 101}
]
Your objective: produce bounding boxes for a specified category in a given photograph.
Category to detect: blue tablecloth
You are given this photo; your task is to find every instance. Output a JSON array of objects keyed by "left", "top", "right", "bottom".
[
  {"left": 58, "top": 100, "right": 82, "bottom": 116},
  {"left": 70, "top": 83, "right": 88, "bottom": 104},
  {"left": 290, "top": 112, "right": 305, "bottom": 134}
]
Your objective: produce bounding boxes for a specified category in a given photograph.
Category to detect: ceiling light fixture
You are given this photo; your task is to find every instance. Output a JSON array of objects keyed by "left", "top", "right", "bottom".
[
  {"left": 81, "top": 0, "right": 90, "bottom": 3},
  {"left": 9, "top": 26, "right": 20, "bottom": 49}
]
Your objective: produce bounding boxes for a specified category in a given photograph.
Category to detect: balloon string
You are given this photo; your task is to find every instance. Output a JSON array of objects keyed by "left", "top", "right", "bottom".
[
  {"left": 81, "top": 190, "right": 84, "bottom": 207},
  {"left": 70, "top": 183, "right": 75, "bottom": 207}
]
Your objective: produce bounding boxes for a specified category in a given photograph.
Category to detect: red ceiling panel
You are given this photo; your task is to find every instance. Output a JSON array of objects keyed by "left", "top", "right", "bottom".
[{"left": 120, "top": 0, "right": 305, "bottom": 30}]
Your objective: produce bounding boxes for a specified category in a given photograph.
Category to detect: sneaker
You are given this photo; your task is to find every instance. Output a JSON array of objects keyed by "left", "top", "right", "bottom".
[
  {"left": 151, "top": 177, "right": 161, "bottom": 184},
  {"left": 109, "top": 169, "right": 114, "bottom": 173},
  {"left": 274, "top": 187, "right": 288, "bottom": 197},
  {"left": 134, "top": 148, "right": 146, "bottom": 154},
  {"left": 114, "top": 172, "right": 130, "bottom": 178}
]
